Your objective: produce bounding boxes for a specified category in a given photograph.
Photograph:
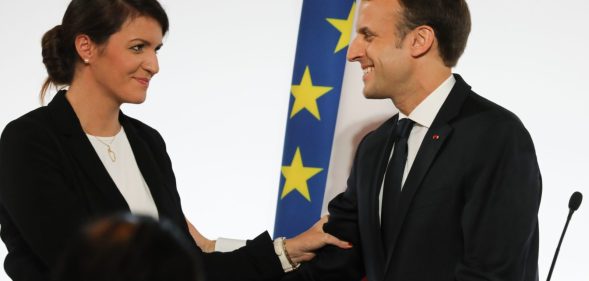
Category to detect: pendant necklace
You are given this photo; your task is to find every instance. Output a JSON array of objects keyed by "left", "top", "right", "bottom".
[{"left": 94, "top": 135, "right": 117, "bottom": 162}]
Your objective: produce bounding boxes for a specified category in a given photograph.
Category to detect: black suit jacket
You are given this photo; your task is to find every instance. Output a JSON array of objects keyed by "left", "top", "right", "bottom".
[
  {"left": 0, "top": 91, "right": 283, "bottom": 281},
  {"left": 285, "top": 75, "right": 541, "bottom": 281}
]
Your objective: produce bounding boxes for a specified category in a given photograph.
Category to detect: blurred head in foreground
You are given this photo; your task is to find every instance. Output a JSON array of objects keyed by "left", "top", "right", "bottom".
[{"left": 54, "top": 214, "right": 205, "bottom": 281}]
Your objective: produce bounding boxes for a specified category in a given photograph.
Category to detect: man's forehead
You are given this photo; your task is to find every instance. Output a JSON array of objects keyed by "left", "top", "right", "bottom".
[
  {"left": 356, "top": 0, "right": 399, "bottom": 27},
  {"left": 359, "top": 0, "right": 399, "bottom": 9}
]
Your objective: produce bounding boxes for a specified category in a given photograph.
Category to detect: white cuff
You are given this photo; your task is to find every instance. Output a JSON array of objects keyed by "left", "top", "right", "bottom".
[
  {"left": 214, "top": 237, "right": 246, "bottom": 252},
  {"left": 273, "top": 237, "right": 299, "bottom": 272}
]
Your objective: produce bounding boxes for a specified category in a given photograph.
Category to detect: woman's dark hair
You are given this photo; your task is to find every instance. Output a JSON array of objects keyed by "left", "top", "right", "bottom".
[
  {"left": 53, "top": 214, "right": 205, "bottom": 281},
  {"left": 40, "top": 0, "right": 169, "bottom": 102}
]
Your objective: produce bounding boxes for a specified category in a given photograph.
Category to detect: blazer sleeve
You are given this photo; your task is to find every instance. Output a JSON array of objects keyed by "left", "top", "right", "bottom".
[
  {"left": 140, "top": 123, "right": 285, "bottom": 281},
  {"left": 0, "top": 118, "right": 90, "bottom": 279},
  {"left": 201, "top": 231, "right": 285, "bottom": 281},
  {"left": 456, "top": 119, "right": 541, "bottom": 281}
]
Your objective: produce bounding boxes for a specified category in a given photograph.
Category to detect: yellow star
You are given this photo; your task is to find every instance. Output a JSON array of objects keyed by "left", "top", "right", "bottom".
[
  {"left": 281, "top": 147, "right": 323, "bottom": 202},
  {"left": 326, "top": 2, "right": 356, "bottom": 53},
  {"left": 290, "top": 66, "right": 333, "bottom": 120}
]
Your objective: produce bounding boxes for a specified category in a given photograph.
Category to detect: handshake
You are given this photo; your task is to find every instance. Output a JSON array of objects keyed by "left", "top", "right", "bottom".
[{"left": 186, "top": 215, "right": 352, "bottom": 267}]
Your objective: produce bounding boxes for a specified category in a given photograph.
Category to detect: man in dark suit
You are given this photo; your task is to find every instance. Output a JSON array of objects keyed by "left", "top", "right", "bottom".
[{"left": 283, "top": 0, "right": 542, "bottom": 280}]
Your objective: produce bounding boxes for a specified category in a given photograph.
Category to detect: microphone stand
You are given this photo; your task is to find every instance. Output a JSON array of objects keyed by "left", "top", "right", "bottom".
[
  {"left": 545, "top": 209, "right": 573, "bottom": 281},
  {"left": 546, "top": 191, "right": 582, "bottom": 281}
]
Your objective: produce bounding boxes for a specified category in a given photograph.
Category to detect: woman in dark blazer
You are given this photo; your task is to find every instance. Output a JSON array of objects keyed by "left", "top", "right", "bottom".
[{"left": 0, "top": 0, "right": 345, "bottom": 280}]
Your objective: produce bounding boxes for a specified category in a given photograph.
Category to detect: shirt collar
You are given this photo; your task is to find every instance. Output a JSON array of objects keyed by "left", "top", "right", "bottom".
[{"left": 399, "top": 75, "right": 456, "bottom": 128}]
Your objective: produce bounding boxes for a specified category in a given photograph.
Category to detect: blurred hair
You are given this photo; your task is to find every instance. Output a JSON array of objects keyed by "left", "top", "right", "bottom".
[
  {"left": 40, "top": 0, "right": 169, "bottom": 102},
  {"left": 53, "top": 214, "right": 205, "bottom": 281}
]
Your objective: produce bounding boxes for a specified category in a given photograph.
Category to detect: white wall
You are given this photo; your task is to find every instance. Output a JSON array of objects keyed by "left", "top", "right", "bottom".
[{"left": 0, "top": 1, "right": 587, "bottom": 280}]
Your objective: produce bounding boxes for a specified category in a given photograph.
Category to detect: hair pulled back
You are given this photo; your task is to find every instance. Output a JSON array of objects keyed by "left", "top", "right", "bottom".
[{"left": 40, "top": 0, "right": 169, "bottom": 102}]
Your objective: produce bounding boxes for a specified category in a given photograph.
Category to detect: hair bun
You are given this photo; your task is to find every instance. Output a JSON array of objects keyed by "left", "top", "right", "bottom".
[{"left": 41, "top": 24, "right": 74, "bottom": 85}]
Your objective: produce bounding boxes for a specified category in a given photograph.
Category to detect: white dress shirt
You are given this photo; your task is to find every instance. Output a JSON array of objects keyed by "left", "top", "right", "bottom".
[{"left": 378, "top": 75, "right": 456, "bottom": 220}]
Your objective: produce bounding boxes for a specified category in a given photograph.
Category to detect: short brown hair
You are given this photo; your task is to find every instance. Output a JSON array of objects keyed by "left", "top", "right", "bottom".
[{"left": 397, "top": 0, "right": 471, "bottom": 67}]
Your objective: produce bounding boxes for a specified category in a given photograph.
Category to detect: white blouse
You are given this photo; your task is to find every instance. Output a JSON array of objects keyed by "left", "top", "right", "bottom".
[{"left": 87, "top": 128, "right": 159, "bottom": 219}]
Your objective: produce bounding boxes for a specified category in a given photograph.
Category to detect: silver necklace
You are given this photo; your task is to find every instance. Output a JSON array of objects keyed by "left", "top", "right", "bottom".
[{"left": 94, "top": 135, "right": 117, "bottom": 162}]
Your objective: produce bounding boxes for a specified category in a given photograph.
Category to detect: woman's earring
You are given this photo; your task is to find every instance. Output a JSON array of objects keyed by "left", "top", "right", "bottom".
[{"left": 83, "top": 58, "right": 89, "bottom": 64}]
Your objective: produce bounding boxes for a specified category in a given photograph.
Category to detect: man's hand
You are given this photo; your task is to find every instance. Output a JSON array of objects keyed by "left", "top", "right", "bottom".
[
  {"left": 284, "top": 215, "right": 352, "bottom": 264},
  {"left": 186, "top": 218, "right": 216, "bottom": 253}
]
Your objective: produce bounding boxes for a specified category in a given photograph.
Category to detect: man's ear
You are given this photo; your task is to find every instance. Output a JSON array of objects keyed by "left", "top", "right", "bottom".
[
  {"left": 409, "top": 25, "right": 435, "bottom": 58},
  {"left": 74, "top": 34, "right": 96, "bottom": 64}
]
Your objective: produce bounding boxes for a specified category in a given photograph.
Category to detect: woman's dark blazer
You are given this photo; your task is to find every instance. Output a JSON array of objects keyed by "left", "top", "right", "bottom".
[{"left": 0, "top": 91, "right": 283, "bottom": 281}]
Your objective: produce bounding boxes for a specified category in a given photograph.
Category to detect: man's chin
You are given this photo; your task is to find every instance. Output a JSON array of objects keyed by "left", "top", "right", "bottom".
[
  {"left": 362, "top": 88, "right": 386, "bottom": 100},
  {"left": 362, "top": 87, "right": 373, "bottom": 99}
]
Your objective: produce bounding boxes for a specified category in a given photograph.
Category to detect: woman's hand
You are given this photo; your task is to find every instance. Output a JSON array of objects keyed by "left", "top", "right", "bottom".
[
  {"left": 284, "top": 215, "right": 352, "bottom": 264},
  {"left": 186, "top": 218, "right": 216, "bottom": 253}
]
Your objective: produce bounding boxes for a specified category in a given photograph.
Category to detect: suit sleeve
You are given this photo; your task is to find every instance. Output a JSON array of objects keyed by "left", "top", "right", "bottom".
[
  {"left": 280, "top": 137, "right": 368, "bottom": 281},
  {"left": 456, "top": 119, "right": 541, "bottom": 281},
  {"left": 0, "top": 118, "right": 90, "bottom": 279}
]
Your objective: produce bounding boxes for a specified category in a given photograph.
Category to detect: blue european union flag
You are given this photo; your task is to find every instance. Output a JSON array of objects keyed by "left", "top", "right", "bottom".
[{"left": 274, "top": 0, "right": 356, "bottom": 238}]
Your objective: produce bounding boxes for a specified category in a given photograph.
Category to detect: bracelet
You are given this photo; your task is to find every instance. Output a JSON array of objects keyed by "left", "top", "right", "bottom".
[{"left": 282, "top": 238, "right": 299, "bottom": 269}]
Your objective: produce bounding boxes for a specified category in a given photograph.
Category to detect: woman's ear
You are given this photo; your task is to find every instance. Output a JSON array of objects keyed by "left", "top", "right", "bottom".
[{"left": 74, "top": 34, "right": 95, "bottom": 64}]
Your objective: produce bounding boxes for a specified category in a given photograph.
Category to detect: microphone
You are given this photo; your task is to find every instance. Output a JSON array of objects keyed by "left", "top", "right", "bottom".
[
  {"left": 568, "top": 191, "right": 583, "bottom": 211},
  {"left": 546, "top": 191, "right": 583, "bottom": 281}
]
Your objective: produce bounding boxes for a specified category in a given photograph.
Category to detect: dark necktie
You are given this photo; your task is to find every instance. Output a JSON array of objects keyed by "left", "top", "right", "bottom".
[{"left": 381, "top": 118, "right": 415, "bottom": 253}]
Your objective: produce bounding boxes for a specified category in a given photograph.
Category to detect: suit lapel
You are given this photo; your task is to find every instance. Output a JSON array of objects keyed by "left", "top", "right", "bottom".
[
  {"left": 48, "top": 91, "right": 129, "bottom": 211},
  {"left": 121, "top": 116, "right": 177, "bottom": 220},
  {"left": 383, "top": 75, "right": 471, "bottom": 272},
  {"left": 47, "top": 91, "right": 178, "bottom": 220},
  {"left": 383, "top": 124, "right": 452, "bottom": 268},
  {"left": 365, "top": 116, "right": 398, "bottom": 280}
]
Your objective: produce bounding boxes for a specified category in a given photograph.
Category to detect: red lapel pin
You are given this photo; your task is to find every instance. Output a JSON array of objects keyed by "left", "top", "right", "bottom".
[{"left": 432, "top": 134, "right": 440, "bottom": 140}]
